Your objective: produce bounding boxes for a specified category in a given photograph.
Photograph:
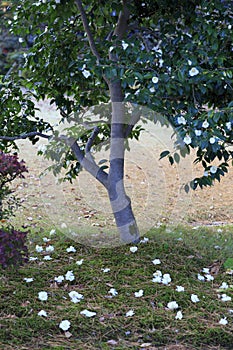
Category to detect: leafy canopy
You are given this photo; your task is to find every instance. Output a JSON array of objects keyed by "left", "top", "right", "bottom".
[{"left": 0, "top": 0, "right": 232, "bottom": 190}]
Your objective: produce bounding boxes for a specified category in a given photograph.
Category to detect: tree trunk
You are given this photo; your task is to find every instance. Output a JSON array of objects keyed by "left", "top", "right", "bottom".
[{"left": 108, "top": 81, "right": 140, "bottom": 243}]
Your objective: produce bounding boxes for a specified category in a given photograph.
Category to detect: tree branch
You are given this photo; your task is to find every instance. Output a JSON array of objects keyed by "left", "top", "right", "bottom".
[
  {"left": 74, "top": 0, "right": 101, "bottom": 62},
  {"left": 114, "top": 0, "right": 131, "bottom": 39},
  {"left": 0, "top": 132, "right": 51, "bottom": 141},
  {"left": 85, "top": 126, "right": 100, "bottom": 154}
]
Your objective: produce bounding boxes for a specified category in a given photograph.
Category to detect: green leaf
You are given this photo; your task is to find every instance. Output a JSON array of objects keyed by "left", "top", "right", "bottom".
[{"left": 159, "top": 150, "right": 170, "bottom": 159}]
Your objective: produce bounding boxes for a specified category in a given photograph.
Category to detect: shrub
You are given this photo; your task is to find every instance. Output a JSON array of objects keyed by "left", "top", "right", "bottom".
[
  {"left": 0, "top": 226, "right": 29, "bottom": 268},
  {"left": 0, "top": 151, "right": 28, "bottom": 219}
]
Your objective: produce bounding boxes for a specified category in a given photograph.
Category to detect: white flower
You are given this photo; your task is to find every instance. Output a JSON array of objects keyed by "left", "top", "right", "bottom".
[
  {"left": 219, "top": 317, "right": 228, "bottom": 325},
  {"left": 65, "top": 270, "right": 75, "bottom": 281},
  {"left": 221, "top": 294, "right": 231, "bottom": 302},
  {"left": 43, "top": 255, "right": 52, "bottom": 260},
  {"left": 152, "top": 270, "right": 162, "bottom": 283},
  {"left": 50, "top": 229, "right": 56, "bottom": 235},
  {"left": 59, "top": 320, "right": 71, "bottom": 331},
  {"left": 140, "top": 237, "right": 149, "bottom": 243},
  {"left": 122, "top": 41, "right": 129, "bottom": 50},
  {"left": 205, "top": 274, "right": 214, "bottom": 281},
  {"left": 209, "top": 137, "right": 216, "bottom": 144},
  {"left": 54, "top": 275, "right": 64, "bottom": 283},
  {"left": 202, "top": 120, "right": 209, "bottom": 128},
  {"left": 202, "top": 268, "right": 210, "bottom": 273},
  {"left": 43, "top": 237, "right": 51, "bottom": 242},
  {"left": 152, "top": 76, "right": 159, "bottom": 84},
  {"left": 108, "top": 288, "right": 118, "bottom": 296},
  {"left": 219, "top": 282, "right": 229, "bottom": 290},
  {"left": 226, "top": 122, "right": 231, "bottom": 130},
  {"left": 189, "top": 67, "right": 199, "bottom": 77},
  {"left": 134, "top": 289, "right": 144, "bottom": 298},
  {"left": 38, "top": 291, "right": 48, "bottom": 301},
  {"left": 149, "top": 86, "right": 155, "bottom": 93},
  {"left": 210, "top": 166, "right": 218, "bottom": 174},
  {"left": 61, "top": 223, "right": 67, "bottom": 229},
  {"left": 188, "top": 60, "right": 192, "bottom": 66},
  {"left": 35, "top": 245, "right": 43, "bottom": 253},
  {"left": 126, "top": 310, "right": 134, "bottom": 317},
  {"left": 76, "top": 259, "right": 84, "bottom": 265},
  {"left": 197, "top": 274, "right": 205, "bottom": 281},
  {"left": 80, "top": 309, "right": 96, "bottom": 317},
  {"left": 24, "top": 278, "right": 34, "bottom": 283},
  {"left": 176, "top": 286, "right": 185, "bottom": 292},
  {"left": 191, "top": 294, "right": 200, "bottom": 303},
  {"left": 66, "top": 246, "right": 76, "bottom": 253},
  {"left": 175, "top": 311, "right": 183, "bottom": 320},
  {"left": 162, "top": 273, "right": 172, "bottom": 285},
  {"left": 152, "top": 259, "right": 161, "bottom": 265},
  {"left": 130, "top": 246, "right": 138, "bottom": 253},
  {"left": 46, "top": 245, "right": 54, "bottom": 252},
  {"left": 177, "top": 116, "right": 186, "bottom": 125},
  {"left": 167, "top": 301, "right": 179, "bottom": 310},
  {"left": 203, "top": 171, "right": 209, "bottom": 177},
  {"left": 69, "top": 291, "right": 84, "bottom": 303},
  {"left": 82, "top": 69, "right": 91, "bottom": 79},
  {"left": 228, "top": 24, "right": 232, "bottom": 29},
  {"left": 195, "top": 129, "right": 202, "bottom": 136},
  {"left": 101, "top": 268, "right": 110, "bottom": 273},
  {"left": 38, "top": 310, "right": 47, "bottom": 317},
  {"left": 29, "top": 256, "right": 38, "bottom": 261},
  {"left": 55, "top": 0, "right": 61, "bottom": 3},
  {"left": 183, "top": 135, "right": 192, "bottom": 145}
]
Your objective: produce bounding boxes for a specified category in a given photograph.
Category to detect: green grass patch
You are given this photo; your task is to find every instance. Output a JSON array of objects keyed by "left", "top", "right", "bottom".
[{"left": 1, "top": 224, "right": 233, "bottom": 349}]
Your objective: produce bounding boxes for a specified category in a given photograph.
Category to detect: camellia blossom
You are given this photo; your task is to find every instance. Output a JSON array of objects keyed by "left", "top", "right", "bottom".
[
  {"left": 195, "top": 129, "right": 202, "bottom": 136},
  {"left": 152, "top": 259, "right": 161, "bottom": 265},
  {"left": 46, "top": 245, "right": 54, "bottom": 252},
  {"left": 38, "top": 291, "right": 48, "bottom": 301},
  {"left": 35, "top": 245, "right": 43, "bottom": 253},
  {"left": 152, "top": 76, "right": 159, "bottom": 84},
  {"left": 189, "top": 67, "right": 199, "bottom": 76},
  {"left": 130, "top": 246, "right": 138, "bottom": 253},
  {"left": 43, "top": 255, "right": 52, "bottom": 260},
  {"left": 101, "top": 268, "right": 110, "bottom": 273},
  {"left": 177, "top": 116, "right": 186, "bottom": 125},
  {"left": 38, "top": 310, "right": 47, "bottom": 317},
  {"left": 210, "top": 166, "right": 218, "bottom": 174},
  {"left": 59, "top": 320, "right": 71, "bottom": 331},
  {"left": 209, "top": 137, "right": 216, "bottom": 144},
  {"left": 202, "top": 120, "right": 209, "bottom": 128},
  {"left": 191, "top": 294, "right": 200, "bottom": 303},
  {"left": 140, "top": 237, "right": 149, "bottom": 243},
  {"left": 43, "top": 237, "right": 50, "bottom": 242},
  {"left": 219, "top": 317, "right": 228, "bottom": 325},
  {"left": 50, "top": 229, "right": 56, "bottom": 235},
  {"left": 183, "top": 135, "right": 192, "bottom": 145},
  {"left": 76, "top": 259, "right": 84, "bottom": 265},
  {"left": 162, "top": 273, "right": 172, "bottom": 285},
  {"left": 24, "top": 278, "right": 34, "bottom": 283},
  {"left": 126, "top": 310, "right": 134, "bottom": 317},
  {"left": 66, "top": 246, "right": 76, "bottom": 253},
  {"left": 219, "top": 282, "right": 229, "bottom": 290},
  {"left": 65, "top": 270, "right": 75, "bottom": 281},
  {"left": 82, "top": 69, "right": 91, "bottom": 79},
  {"left": 205, "top": 274, "right": 214, "bottom": 281},
  {"left": 69, "top": 291, "right": 84, "bottom": 303},
  {"left": 221, "top": 294, "right": 231, "bottom": 302},
  {"left": 176, "top": 286, "right": 185, "bottom": 292},
  {"left": 54, "top": 275, "right": 64, "bottom": 283},
  {"left": 80, "top": 309, "right": 96, "bottom": 317},
  {"left": 122, "top": 40, "right": 129, "bottom": 50},
  {"left": 175, "top": 310, "right": 183, "bottom": 320},
  {"left": 197, "top": 274, "right": 205, "bottom": 281},
  {"left": 167, "top": 301, "right": 179, "bottom": 310},
  {"left": 134, "top": 289, "right": 144, "bottom": 298},
  {"left": 108, "top": 288, "right": 118, "bottom": 296}
]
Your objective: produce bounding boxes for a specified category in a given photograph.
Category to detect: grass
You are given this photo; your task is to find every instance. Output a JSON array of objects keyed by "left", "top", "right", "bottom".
[{"left": 1, "top": 224, "right": 233, "bottom": 350}]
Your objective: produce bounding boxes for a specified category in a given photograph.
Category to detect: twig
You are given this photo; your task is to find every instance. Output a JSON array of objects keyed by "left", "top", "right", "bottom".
[
  {"left": 85, "top": 126, "right": 100, "bottom": 154},
  {"left": 0, "top": 132, "right": 51, "bottom": 141}
]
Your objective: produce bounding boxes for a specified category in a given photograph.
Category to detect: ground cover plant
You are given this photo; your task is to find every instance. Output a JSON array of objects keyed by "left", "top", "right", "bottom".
[{"left": 1, "top": 225, "right": 233, "bottom": 350}]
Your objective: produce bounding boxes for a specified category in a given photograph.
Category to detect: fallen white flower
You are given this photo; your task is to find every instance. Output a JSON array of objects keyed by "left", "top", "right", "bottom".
[
  {"left": 76, "top": 259, "right": 84, "bottom": 265},
  {"left": 59, "top": 320, "right": 71, "bottom": 331},
  {"left": 176, "top": 286, "right": 185, "bottom": 292},
  {"left": 43, "top": 255, "right": 52, "bottom": 260},
  {"left": 29, "top": 257, "right": 38, "bottom": 261},
  {"left": 38, "top": 310, "right": 47, "bottom": 317},
  {"left": 221, "top": 294, "right": 231, "bottom": 302},
  {"left": 219, "top": 317, "right": 228, "bottom": 325},
  {"left": 219, "top": 282, "right": 229, "bottom": 290},
  {"left": 162, "top": 273, "right": 171, "bottom": 285},
  {"left": 69, "top": 291, "right": 83, "bottom": 300},
  {"left": 101, "top": 268, "right": 110, "bottom": 273},
  {"left": 23, "top": 278, "right": 34, "bottom": 283},
  {"left": 197, "top": 274, "right": 205, "bottom": 281},
  {"left": 126, "top": 310, "right": 134, "bottom": 317},
  {"left": 134, "top": 289, "right": 144, "bottom": 298},
  {"left": 175, "top": 311, "right": 183, "bottom": 320},
  {"left": 46, "top": 245, "right": 54, "bottom": 252},
  {"left": 38, "top": 291, "right": 48, "bottom": 301},
  {"left": 152, "top": 259, "right": 161, "bottom": 265},
  {"left": 49, "top": 229, "right": 56, "bottom": 235},
  {"left": 65, "top": 270, "right": 75, "bottom": 281},
  {"left": 167, "top": 301, "right": 179, "bottom": 310},
  {"left": 80, "top": 309, "right": 96, "bottom": 317},
  {"left": 35, "top": 245, "right": 43, "bottom": 253},
  {"left": 54, "top": 275, "right": 64, "bottom": 283},
  {"left": 191, "top": 294, "right": 200, "bottom": 303},
  {"left": 130, "top": 246, "right": 138, "bottom": 253},
  {"left": 66, "top": 246, "right": 76, "bottom": 253},
  {"left": 108, "top": 288, "right": 118, "bottom": 296},
  {"left": 43, "top": 237, "right": 51, "bottom": 242}
]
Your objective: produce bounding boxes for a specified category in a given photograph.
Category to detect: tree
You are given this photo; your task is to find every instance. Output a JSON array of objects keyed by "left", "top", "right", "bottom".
[{"left": 0, "top": 0, "right": 232, "bottom": 243}]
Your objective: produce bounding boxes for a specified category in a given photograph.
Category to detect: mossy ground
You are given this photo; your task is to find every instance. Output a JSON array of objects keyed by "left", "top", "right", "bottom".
[{"left": 1, "top": 225, "right": 233, "bottom": 350}]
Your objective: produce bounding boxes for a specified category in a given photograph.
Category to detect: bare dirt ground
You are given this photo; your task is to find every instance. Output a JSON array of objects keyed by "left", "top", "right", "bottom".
[{"left": 10, "top": 101, "right": 233, "bottom": 233}]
